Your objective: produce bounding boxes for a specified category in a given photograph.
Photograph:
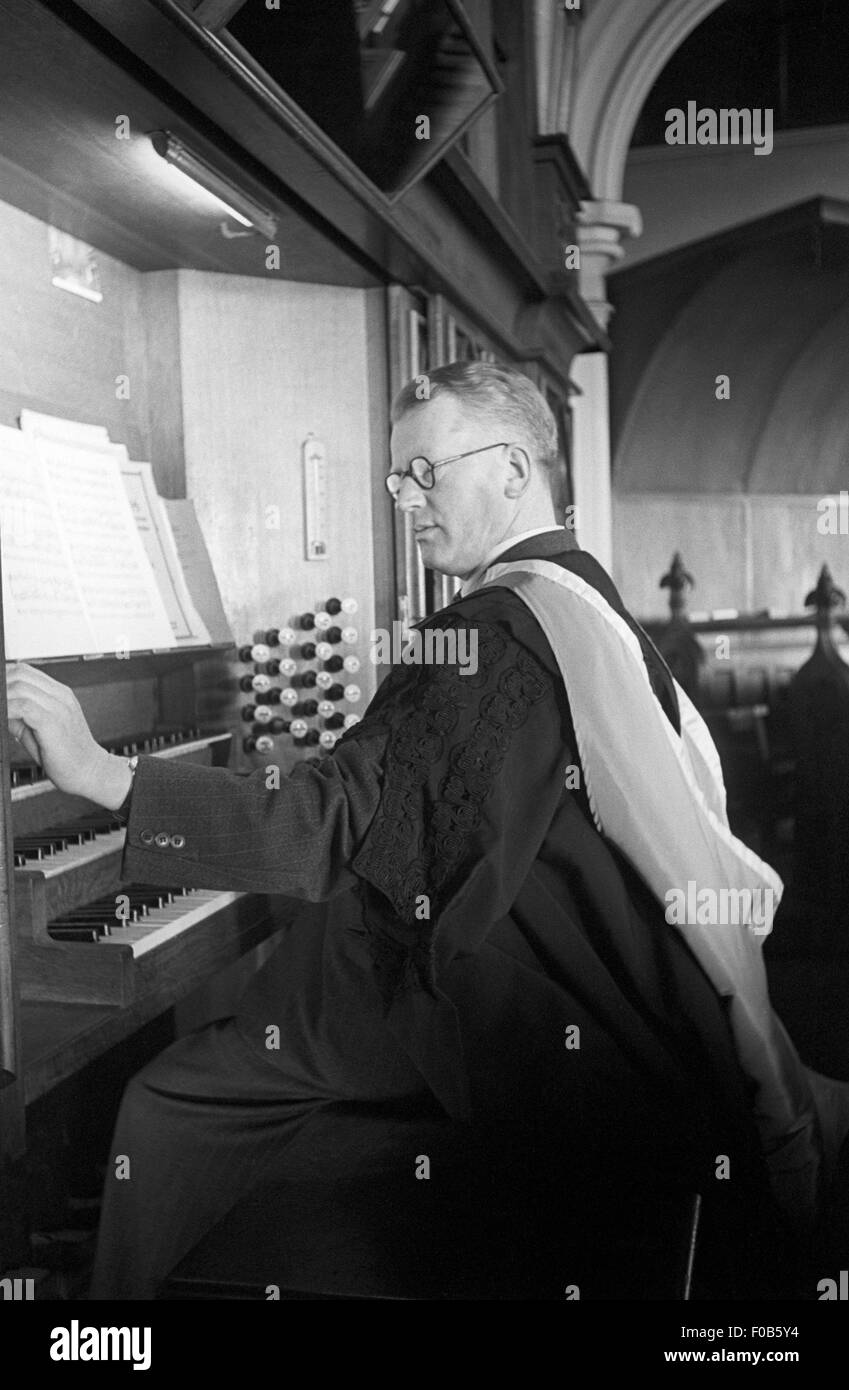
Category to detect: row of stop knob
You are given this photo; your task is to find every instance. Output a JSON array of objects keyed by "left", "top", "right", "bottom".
[
  {"left": 239, "top": 598, "right": 359, "bottom": 666},
  {"left": 238, "top": 656, "right": 359, "bottom": 691},
  {"left": 242, "top": 686, "right": 360, "bottom": 717},
  {"left": 244, "top": 710, "right": 360, "bottom": 753}
]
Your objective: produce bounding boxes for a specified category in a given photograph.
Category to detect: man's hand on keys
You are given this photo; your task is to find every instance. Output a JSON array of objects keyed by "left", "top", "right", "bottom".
[{"left": 5, "top": 662, "right": 132, "bottom": 810}]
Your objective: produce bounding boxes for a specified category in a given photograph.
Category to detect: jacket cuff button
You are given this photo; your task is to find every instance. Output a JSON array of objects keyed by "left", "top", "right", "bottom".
[{"left": 140, "top": 830, "right": 154, "bottom": 846}]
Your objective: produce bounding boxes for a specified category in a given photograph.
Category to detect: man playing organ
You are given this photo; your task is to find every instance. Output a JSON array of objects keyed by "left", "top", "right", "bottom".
[{"left": 7, "top": 362, "right": 849, "bottom": 1299}]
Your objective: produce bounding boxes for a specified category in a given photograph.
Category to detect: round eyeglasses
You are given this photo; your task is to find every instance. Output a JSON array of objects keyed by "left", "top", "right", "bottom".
[{"left": 384, "top": 442, "right": 511, "bottom": 499}]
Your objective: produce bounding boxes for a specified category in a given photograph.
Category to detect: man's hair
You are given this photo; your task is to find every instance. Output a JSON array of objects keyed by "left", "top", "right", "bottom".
[{"left": 391, "top": 360, "right": 561, "bottom": 485}]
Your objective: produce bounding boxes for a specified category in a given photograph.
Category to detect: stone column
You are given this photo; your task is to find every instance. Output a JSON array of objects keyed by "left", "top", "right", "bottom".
[
  {"left": 569, "top": 201, "right": 642, "bottom": 566},
  {"left": 576, "top": 199, "right": 642, "bottom": 331}
]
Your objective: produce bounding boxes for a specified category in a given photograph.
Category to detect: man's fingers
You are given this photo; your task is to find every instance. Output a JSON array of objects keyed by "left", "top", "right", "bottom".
[
  {"left": 7, "top": 694, "right": 45, "bottom": 725},
  {"left": 5, "top": 672, "right": 71, "bottom": 718},
  {"left": 5, "top": 662, "right": 75, "bottom": 704}
]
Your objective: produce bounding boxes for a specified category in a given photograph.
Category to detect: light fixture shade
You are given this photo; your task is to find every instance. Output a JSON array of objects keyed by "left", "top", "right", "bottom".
[{"left": 150, "top": 131, "right": 278, "bottom": 239}]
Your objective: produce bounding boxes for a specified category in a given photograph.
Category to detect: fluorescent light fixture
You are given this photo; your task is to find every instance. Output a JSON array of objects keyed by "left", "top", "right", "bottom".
[
  {"left": 51, "top": 277, "right": 103, "bottom": 303},
  {"left": 150, "top": 131, "right": 277, "bottom": 239}
]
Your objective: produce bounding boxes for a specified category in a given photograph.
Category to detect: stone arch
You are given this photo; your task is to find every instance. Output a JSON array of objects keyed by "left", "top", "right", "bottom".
[{"left": 571, "top": 0, "right": 729, "bottom": 202}]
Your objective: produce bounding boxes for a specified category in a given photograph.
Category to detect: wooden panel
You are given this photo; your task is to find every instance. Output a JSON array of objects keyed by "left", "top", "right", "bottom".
[
  {"left": 175, "top": 272, "right": 382, "bottom": 764},
  {"left": 613, "top": 492, "right": 849, "bottom": 623},
  {"left": 491, "top": 0, "right": 536, "bottom": 247},
  {"left": 364, "top": 287, "right": 395, "bottom": 638},
  {"left": 386, "top": 285, "right": 427, "bottom": 624},
  {"left": 141, "top": 272, "right": 186, "bottom": 499},
  {"left": 59, "top": 0, "right": 600, "bottom": 364},
  {"left": 0, "top": 1, "right": 379, "bottom": 286},
  {"left": 0, "top": 541, "right": 28, "bottom": 1270},
  {"left": 0, "top": 197, "right": 153, "bottom": 458},
  {"left": 19, "top": 903, "right": 284, "bottom": 1103},
  {"left": 192, "top": 0, "right": 244, "bottom": 26},
  {"left": 612, "top": 495, "right": 749, "bottom": 620}
]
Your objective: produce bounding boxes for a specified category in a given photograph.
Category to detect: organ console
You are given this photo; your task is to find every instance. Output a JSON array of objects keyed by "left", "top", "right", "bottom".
[
  {"left": 6, "top": 701, "right": 282, "bottom": 1023},
  {"left": 0, "top": 583, "right": 296, "bottom": 1290}
]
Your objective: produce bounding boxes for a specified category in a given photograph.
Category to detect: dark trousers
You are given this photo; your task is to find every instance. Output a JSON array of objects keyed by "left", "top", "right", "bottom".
[{"left": 89, "top": 1015, "right": 429, "bottom": 1300}]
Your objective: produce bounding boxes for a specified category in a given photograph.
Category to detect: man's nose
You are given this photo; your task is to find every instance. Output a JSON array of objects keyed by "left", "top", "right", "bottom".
[{"left": 395, "top": 475, "right": 426, "bottom": 511}]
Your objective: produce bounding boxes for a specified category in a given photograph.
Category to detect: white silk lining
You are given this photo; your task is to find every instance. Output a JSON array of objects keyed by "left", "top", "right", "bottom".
[{"left": 476, "top": 559, "right": 828, "bottom": 1223}]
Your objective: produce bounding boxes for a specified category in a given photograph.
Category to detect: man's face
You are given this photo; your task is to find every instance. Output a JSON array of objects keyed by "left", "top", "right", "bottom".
[{"left": 389, "top": 394, "right": 514, "bottom": 578}]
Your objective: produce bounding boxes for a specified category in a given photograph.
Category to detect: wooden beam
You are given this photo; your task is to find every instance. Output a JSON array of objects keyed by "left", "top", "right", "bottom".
[{"left": 191, "top": 0, "right": 246, "bottom": 30}]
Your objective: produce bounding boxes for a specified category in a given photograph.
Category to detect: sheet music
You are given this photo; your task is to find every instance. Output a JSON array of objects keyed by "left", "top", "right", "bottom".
[
  {"left": 19, "top": 410, "right": 111, "bottom": 446},
  {"left": 5, "top": 414, "right": 176, "bottom": 657},
  {"left": 120, "top": 461, "right": 211, "bottom": 645},
  {"left": 0, "top": 426, "right": 96, "bottom": 657},
  {"left": 163, "top": 500, "right": 233, "bottom": 646}
]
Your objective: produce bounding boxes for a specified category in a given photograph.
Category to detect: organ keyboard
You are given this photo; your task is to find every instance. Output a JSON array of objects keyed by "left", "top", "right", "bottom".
[{"left": 11, "top": 727, "right": 277, "bottom": 1007}]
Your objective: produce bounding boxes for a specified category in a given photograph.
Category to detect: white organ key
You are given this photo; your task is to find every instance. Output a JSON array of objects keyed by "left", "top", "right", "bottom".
[
  {"left": 99, "top": 889, "right": 244, "bottom": 957},
  {"left": 38, "top": 826, "right": 126, "bottom": 878}
]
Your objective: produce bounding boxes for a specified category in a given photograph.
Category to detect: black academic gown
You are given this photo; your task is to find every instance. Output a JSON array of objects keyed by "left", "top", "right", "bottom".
[{"left": 120, "top": 530, "right": 785, "bottom": 1296}]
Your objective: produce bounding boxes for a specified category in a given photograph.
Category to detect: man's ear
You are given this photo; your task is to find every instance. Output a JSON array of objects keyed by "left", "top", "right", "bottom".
[{"left": 503, "top": 444, "right": 532, "bottom": 498}]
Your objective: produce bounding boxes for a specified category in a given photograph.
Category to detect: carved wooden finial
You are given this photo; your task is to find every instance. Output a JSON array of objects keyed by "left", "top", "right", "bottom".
[
  {"left": 660, "top": 552, "right": 694, "bottom": 617},
  {"left": 804, "top": 564, "right": 846, "bottom": 617}
]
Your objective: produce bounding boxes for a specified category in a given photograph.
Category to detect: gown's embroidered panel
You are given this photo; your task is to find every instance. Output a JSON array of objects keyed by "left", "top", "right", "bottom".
[{"left": 352, "top": 618, "right": 552, "bottom": 1006}]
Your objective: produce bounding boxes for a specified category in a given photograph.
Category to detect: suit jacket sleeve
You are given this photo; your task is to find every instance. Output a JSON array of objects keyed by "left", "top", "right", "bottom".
[
  {"left": 120, "top": 716, "right": 389, "bottom": 898},
  {"left": 120, "top": 599, "right": 568, "bottom": 926}
]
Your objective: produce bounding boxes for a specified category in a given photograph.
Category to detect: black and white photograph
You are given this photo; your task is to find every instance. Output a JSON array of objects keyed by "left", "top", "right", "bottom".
[{"left": 1, "top": 0, "right": 849, "bottom": 1366}]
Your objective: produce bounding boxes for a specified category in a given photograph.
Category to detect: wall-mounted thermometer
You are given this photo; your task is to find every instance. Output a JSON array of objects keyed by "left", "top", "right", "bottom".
[{"left": 302, "top": 434, "right": 329, "bottom": 561}]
